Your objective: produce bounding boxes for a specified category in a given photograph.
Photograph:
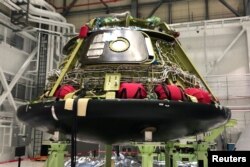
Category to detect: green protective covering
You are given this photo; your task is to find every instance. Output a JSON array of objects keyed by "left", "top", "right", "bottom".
[
  {"left": 44, "top": 142, "right": 67, "bottom": 167},
  {"left": 146, "top": 16, "right": 161, "bottom": 27}
]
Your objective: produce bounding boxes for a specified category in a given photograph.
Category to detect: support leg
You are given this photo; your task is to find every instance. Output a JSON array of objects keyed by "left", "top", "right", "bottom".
[
  {"left": 105, "top": 144, "right": 113, "bottom": 167},
  {"left": 44, "top": 142, "right": 67, "bottom": 167},
  {"left": 138, "top": 144, "right": 157, "bottom": 167},
  {"left": 165, "top": 142, "right": 174, "bottom": 167}
]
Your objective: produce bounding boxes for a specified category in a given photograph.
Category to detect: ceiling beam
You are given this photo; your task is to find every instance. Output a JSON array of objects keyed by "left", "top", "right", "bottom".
[
  {"left": 63, "top": 0, "right": 78, "bottom": 16},
  {"left": 219, "top": 0, "right": 241, "bottom": 17},
  {"left": 100, "top": 0, "right": 110, "bottom": 14},
  {"left": 66, "top": 0, "right": 186, "bottom": 17},
  {"left": 205, "top": 0, "right": 209, "bottom": 20},
  {"left": 63, "top": 0, "right": 66, "bottom": 13},
  {"left": 131, "top": 0, "right": 138, "bottom": 17},
  {"left": 168, "top": 0, "right": 172, "bottom": 24},
  {"left": 147, "top": 0, "right": 163, "bottom": 18},
  {"left": 244, "top": 0, "right": 250, "bottom": 15}
]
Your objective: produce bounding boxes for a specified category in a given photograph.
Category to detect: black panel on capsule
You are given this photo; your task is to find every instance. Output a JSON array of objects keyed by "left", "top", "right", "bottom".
[{"left": 80, "top": 30, "right": 149, "bottom": 64}]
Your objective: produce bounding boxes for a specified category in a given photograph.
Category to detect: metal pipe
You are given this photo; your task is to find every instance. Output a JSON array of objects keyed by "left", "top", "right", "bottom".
[
  {"left": 28, "top": 15, "right": 74, "bottom": 33},
  {"left": 3, "top": 0, "right": 21, "bottom": 10},
  {"left": 28, "top": 3, "right": 66, "bottom": 22},
  {"left": 51, "top": 0, "right": 120, "bottom": 10},
  {"left": 24, "top": 28, "right": 63, "bottom": 36},
  {"left": 1, "top": 1, "right": 16, "bottom": 10},
  {"left": 30, "top": 0, "right": 55, "bottom": 12}
]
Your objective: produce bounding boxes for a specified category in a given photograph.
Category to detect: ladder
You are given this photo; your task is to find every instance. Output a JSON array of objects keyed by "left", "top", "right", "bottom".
[
  {"left": 32, "top": 33, "right": 47, "bottom": 158},
  {"left": 37, "top": 33, "right": 48, "bottom": 96},
  {"left": 33, "top": 129, "right": 43, "bottom": 157}
]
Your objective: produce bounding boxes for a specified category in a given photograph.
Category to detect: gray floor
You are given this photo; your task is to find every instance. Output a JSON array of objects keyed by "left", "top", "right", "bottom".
[{"left": 0, "top": 159, "right": 44, "bottom": 167}]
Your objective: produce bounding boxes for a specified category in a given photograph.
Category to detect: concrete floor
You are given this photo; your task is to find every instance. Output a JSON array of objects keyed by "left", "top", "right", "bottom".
[{"left": 0, "top": 159, "right": 44, "bottom": 167}]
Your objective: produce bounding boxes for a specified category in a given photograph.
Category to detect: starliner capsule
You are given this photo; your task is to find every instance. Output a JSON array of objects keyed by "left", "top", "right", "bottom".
[{"left": 17, "top": 12, "right": 231, "bottom": 144}]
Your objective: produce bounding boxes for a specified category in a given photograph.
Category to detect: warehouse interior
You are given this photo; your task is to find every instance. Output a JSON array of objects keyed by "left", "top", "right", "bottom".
[{"left": 0, "top": 0, "right": 250, "bottom": 167}]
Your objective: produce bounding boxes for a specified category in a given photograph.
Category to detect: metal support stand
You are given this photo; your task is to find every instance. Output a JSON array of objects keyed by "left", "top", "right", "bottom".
[
  {"left": 135, "top": 142, "right": 164, "bottom": 167},
  {"left": 132, "top": 127, "right": 161, "bottom": 167},
  {"left": 44, "top": 142, "right": 67, "bottom": 167},
  {"left": 165, "top": 141, "right": 174, "bottom": 167},
  {"left": 138, "top": 144, "right": 156, "bottom": 167},
  {"left": 196, "top": 142, "right": 208, "bottom": 167},
  {"left": 165, "top": 140, "right": 208, "bottom": 167},
  {"left": 165, "top": 120, "right": 237, "bottom": 167},
  {"left": 105, "top": 145, "right": 113, "bottom": 167}
]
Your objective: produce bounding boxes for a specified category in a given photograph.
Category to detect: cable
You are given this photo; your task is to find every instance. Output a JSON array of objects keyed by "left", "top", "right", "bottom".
[{"left": 71, "top": 99, "right": 78, "bottom": 167}]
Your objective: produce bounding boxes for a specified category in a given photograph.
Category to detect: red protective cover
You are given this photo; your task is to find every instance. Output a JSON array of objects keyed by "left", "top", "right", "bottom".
[
  {"left": 200, "top": 90, "right": 212, "bottom": 104},
  {"left": 79, "top": 25, "right": 89, "bottom": 38},
  {"left": 54, "top": 85, "right": 75, "bottom": 99},
  {"left": 117, "top": 83, "right": 147, "bottom": 99},
  {"left": 184, "top": 88, "right": 212, "bottom": 104},
  {"left": 155, "top": 84, "right": 184, "bottom": 101}
]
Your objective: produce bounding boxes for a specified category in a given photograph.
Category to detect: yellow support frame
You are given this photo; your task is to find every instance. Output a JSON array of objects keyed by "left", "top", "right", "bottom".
[{"left": 49, "top": 38, "right": 84, "bottom": 97}]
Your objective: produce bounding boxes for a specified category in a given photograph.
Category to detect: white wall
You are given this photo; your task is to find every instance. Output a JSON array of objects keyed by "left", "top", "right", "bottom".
[
  {"left": 225, "top": 110, "right": 250, "bottom": 145},
  {"left": 170, "top": 17, "right": 250, "bottom": 106},
  {"left": 172, "top": 20, "right": 250, "bottom": 75},
  {"left": 0, "top": 43, "right": 29, "bottom": 74},
  {"left": 171, "top": 17, "right": 250, "bottom": 147},
  {"left": 0, "top": 14, "right": 36, "bottom": 162},
  {"left": 0, "top": 148, "right": 14, "bottom": 162},
  {"left": 0, "top": 127, "right": 14, "bottom": 162}
]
